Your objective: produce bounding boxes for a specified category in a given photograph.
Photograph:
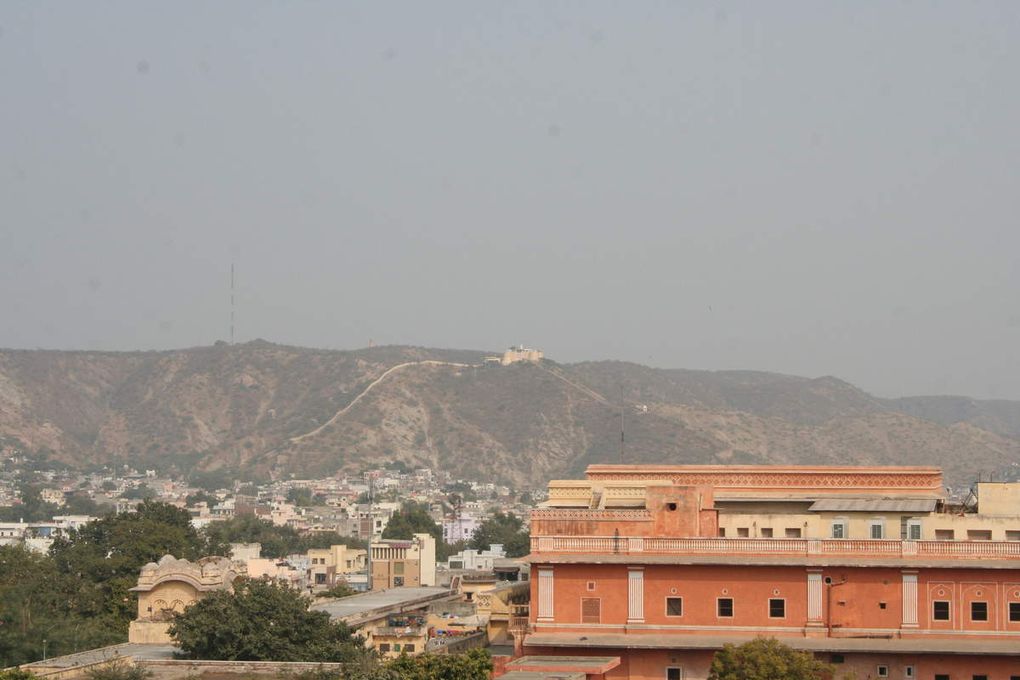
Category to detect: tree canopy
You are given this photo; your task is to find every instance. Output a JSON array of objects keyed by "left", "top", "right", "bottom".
[
  {"left": 708, "top": 638, "right": 833, "bottom": 680},
  {"left": 49, "top": 501, "right": 208, "bottom": 625},
  {"left": 203, "top": 515, "right": 365, "bottom": 558},
  {"left": 469, "top": 511, "right": 530, "bottom": 557},
  {"left": 0, "top": 484, "right": 60, "bottom": 522},
  {"left": 169, "top": 577, "right": 365, "bottom": 662},
  {"left": 381, "top": 502, "right": 442, "bottom": 543},
  {"left": 0, "top": 502, "right": 209, "bottom": 667}
]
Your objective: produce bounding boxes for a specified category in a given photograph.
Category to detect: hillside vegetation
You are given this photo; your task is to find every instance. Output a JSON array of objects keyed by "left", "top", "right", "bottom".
[{"left": 1, "top": 342, "right": 1017, "bottom": 487}]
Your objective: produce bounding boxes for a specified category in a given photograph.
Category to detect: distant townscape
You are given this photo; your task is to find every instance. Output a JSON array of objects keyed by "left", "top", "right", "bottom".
[{"left": 3, "top": 344, "right": 1020, "bottom": 680}]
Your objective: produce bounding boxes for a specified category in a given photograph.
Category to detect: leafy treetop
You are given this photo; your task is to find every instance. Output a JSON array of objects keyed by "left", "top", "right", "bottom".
[
  {"left": 169, "top": 577, "right": 366, "bottom": 662},
  {"left": 708, "top": 637, "right": 834, "bottom": 680}
]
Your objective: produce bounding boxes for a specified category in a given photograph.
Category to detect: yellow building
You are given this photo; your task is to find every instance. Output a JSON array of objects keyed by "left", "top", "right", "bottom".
[{"left": 308, "top": 544, "right": 367, "bottom": 589}]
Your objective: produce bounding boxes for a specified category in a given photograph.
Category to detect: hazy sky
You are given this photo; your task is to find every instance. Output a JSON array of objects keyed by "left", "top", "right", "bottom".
[{"left": 2, "top": 3, "right": 1018, "bottom": 400}]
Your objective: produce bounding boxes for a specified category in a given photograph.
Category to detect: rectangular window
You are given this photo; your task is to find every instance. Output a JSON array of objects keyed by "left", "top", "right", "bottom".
[
  {"left": 973, "top": 676, "right": 988, "bottom": 680},
  {"left": 760, "top": 528, "right": 773, "bottom": 537},
  {"left": 934, "top": 675, "right": 949, "bottom": 680},
  {"left": 717, "top": 528, "right": 726, "bottom": 537},
  {"left": 666, "top": 597, "right": 683, "bottom": 617},
  {"left": 1006, "top": 530, "right": 1020, "bottom": 541},
  {"left": 971, "top": 601, "right": 988, "bottom": 621},
  {"left": 1010, "top": 602, "right": 1020, "bottom": 622},
  {"left": 393, "top": 576, "right": 404, "bottom": 586},
  {"left": 581, "top": 597, "right": 601, "bottom": 624},
  {"left": 403, "top": 644, "right": 414, "bottom": 653},
  {"left": 877, "top": 666, "right": 888, "bottom": 678},
  {"left": 830, "top": 654, "right": 844, "bottom": 664},
  {"left": 869, "top": 521, "right": 885, "bottom": 539},
  {"left": 737, "top": 527, "right": 749, "bottom": 537},
  {"left": 587, "top": 581, "right": 596, "bottom": 591},
  {"left": 967, "top": 530, "right": 992, "bottom": 541},
  {"left": 907, "top": 520, "right": 922, "bottom": 541},
  {"left": 935, "top": 529, "right": 955, "bottom": 541},
  {"left": 831, "top": 521, "right": 847, "bottom": 539},
  {"left": 933, "top": 601, "right": 950, "bottom": 621},
  {"left": 393, "top": 562, "right": 405, "bottom": 575},
  {"left": 378, "top": 644, "right": 390, "bottom": 652},
  {"left": 768, "top": 598, "right": 785, "bottom": 618},
  {"left": 904, "top": 666, "right": 914, "bottom": 679},
  {"left": 717, "top": 598, "right": 733, "bottom": 618},
  {"left": 785, "top": 528, "right": 802, "bottom": 538},
  {"left": 665, "top": 668, "right": 682, "bottom": 680}
]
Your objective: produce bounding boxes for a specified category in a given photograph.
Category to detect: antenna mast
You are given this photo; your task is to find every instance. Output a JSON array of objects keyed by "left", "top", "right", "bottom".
[
  {"left": 230, "top": 262, "right": 235, "bottom": 345},
  {"left": 620, "top": 384, "right": 625, "bottom": 463}
]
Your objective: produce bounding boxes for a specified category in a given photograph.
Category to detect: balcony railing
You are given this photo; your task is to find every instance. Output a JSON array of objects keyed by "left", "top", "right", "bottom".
[
  {"left": 530, "top": 535, "right": 1020, "bottom": 560},
  {"left": 374, "top": 626, "right": 426, "bottom": 637}
]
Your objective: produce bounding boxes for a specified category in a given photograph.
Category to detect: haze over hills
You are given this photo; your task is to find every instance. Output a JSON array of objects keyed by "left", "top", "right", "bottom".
[{"left": 0, "top": 341, "right": 1017, "bottom": 488}]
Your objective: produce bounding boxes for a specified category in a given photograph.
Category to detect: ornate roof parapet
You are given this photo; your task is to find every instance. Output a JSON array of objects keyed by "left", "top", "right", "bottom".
[{"left": 130, "top": 554, "right": 238, "bottom": 592}]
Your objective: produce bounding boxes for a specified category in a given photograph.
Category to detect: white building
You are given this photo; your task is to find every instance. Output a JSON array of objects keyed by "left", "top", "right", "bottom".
[
  {"left": 442, "top": 514, "right": 480, "bottom": 543},
  {"left": 446, "top": 544, "right": 505, "bottom": 571}
]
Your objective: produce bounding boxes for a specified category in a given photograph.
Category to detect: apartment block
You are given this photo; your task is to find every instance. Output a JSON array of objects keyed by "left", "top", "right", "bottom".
[
  {"left": 370, "top": 533, "right": 437, "bottom": 591},
  {"left": 524, "top": 465, "right": 1020, "bottom": 680}
]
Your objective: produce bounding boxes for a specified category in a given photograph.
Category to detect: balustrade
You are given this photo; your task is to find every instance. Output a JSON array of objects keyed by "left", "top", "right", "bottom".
[{"left": 530, "top": 535, "right": 1020, "bottom": 561}]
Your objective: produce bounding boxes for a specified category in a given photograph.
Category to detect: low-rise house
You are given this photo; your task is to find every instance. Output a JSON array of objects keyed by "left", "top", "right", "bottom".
[
  {"left": 307, "top": 544, "right": 367, "bottom": 589},
  {"left": 370, "top": 533, "right": 437, "bottom": 590}
]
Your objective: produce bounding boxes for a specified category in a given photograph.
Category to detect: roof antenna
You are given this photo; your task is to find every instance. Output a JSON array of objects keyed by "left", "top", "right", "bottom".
[
  {"left": 620, "top": 384, "right": 625, "bottom": 463},
  {"left": 230, "top": 261, "right": 236, "bottom": 345}
]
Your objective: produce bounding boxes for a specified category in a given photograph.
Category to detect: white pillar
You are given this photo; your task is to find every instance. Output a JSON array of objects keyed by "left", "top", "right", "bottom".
[
  {"left": 628, "top": 568, "right": 645, "bottom": 623},
  {"left": 537, "top": 567, "right": 554, "bottom": 620},
  {"left": 902, "top": 571, "right": 918, "bottom": 627}
]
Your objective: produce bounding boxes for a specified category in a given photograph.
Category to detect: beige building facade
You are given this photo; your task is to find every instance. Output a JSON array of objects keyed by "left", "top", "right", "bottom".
[
  {"left": 370, "top": 533, "right": 436, "bottom": 591},
  {"left": 128, "top": 555, "right": 237, "bottom": 643},
  {"left": 308, "top": 544, "right": 367, "bottom": 589}
]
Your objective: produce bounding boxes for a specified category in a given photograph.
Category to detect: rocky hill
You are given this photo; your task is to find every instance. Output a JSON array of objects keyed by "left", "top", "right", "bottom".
[{"left": 1, "top": 342, "right": 1017, "bottom": 488}]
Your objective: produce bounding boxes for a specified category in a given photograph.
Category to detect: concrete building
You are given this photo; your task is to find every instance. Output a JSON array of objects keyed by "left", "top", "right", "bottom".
[
  {"left": 370, "top": 533, "right": 437, "bottom": 591},
  {"left": 307, "top": 544, "right": 367, "bottom": 589},
  {"left": 312, "top": 586, "right": 457, "bottom": 658},
  {"left": 524, "top": 464, "right": 1020, "bottom": 679},
  {"left": 443, "top": 513, "right": 481, "bottom": 543},
  {"left": 447, "top": 544, "right": 506, "bottom": 571}
]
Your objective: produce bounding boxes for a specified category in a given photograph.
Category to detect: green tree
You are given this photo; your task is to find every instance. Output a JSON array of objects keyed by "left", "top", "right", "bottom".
[
  {"left": 0, "top": 669, "right": 40, "bottom": 680},
  {"left": 317, "top": 583, "right": 357, "bottom": 599},
  {"left": 189, "top": 469, "right": 234, "bottom": 492},
  {"left": 287, "top": 488, "right": 314, "bottom": 507},
  {"left": 169, "top": 577, "right": 365, "bottom": 662},
  {"left": 63, "top": 492, "right": 101, "bottom": 516},
  {"left": 381, "top": 502, "right": 461, "bottom": 560},
  {"left": 708, "top": 638, "right": 833, "bottom": 680},
  {"left": 469, "top": 511, "right": 530, "bottom": 558},
  {"left": 184, "top": 490, "right": 217, "bottom": 507},
  {"left": 203, "top": 516, "right": 365, "bottom": 559},
  {"left": 49, "top": 501, "right": 208, "bottom": 627},
  {"left": 120, "top": 484, "right": 155, "bottom": 501},
  {"left": 381, "top": 503, "right": 442, "bottom": 543},
  {"left": 387, "top": 648, "right": 492, "bottom": 680},
  {"left": 0, "top": 546, "right": 120, "bottom": 666},
  {"left": 0, "top": 484, "right": 59, "bottom": 522}
]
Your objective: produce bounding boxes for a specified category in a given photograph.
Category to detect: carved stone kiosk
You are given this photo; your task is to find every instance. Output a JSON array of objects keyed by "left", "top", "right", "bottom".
[{"left": 128, "top": 555, "right": 237, "bottom": 643}]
